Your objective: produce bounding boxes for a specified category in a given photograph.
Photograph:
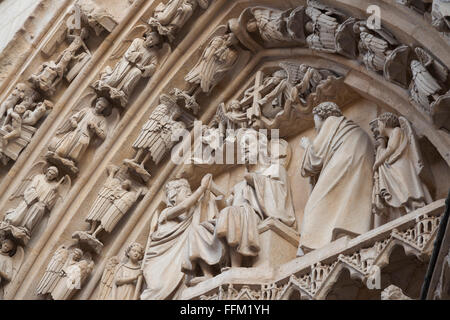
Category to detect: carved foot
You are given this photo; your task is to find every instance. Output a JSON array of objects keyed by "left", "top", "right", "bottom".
[
  {"left": 72, "top": 231, "right": 104, "bottom": 255},
  {"left": 46, "top": 151, "right": 79, "bottom": 176},
  {"left": 123, "top": 159, "right": 151, "bottom": 183}
]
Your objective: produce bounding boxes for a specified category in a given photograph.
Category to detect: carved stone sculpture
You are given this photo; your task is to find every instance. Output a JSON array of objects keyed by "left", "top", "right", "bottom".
[
  {"left": 141, "top": 174, "right": 224, "bottom": 299},
  {"left": 434, "top": 248, "right": 450, "bottom": 300},
  {"left": 381, "top": 284, "right": 412, "bottom": 300},
  {"left": 75, "top": 0, "right": 118, "bottom": 36},
  {"left": 298, "top": 102, "right": 374, "bottom": 254},
  {"left": 244, "top": 6, "right": 306, "bottom": 46},
  {"left": 216, "top": 131, "right": 296, "bottom": 268},
  {"left": 73, "top": 165, "right": 145, "bottom": 253},
  {"left": 0, "top": 165, "right": 70, "bottom": 244},
  {"left": 93, "top": 31, "right": 162, "bottom": 107},
  {"left": 36, "top": 246, "right": 94, "bottom": 300},
  {"left": 46, "top": 96, "right": 118, "bottom": 175},
  {"left": 353, "top": 21, "right": 411, "bottom": 88},
  {"left": 184, "top": 31, "right": 239, "bottom": 97},
  {"left": 29, "top": 28, "right": 91, "bottom": 96},
  {"left": 98, "top": 242, "right": 144, "bottom": 300},
  {"left": 123, "top": 94, "right": 187, "bottom": 183},
  {"left": 371, "top": 113, "right": 433, "bottom": 227},
  {"left": 149, "top": 0, "right": 210, "bottom": 42},
  {"left": 409, "top": 48, "right": 450, "bottom": 129},
  {"left": 0, "top": 237, "right": 24, "bottom": 299},
  {"left": 431, "top": 0, "right": 450, "bottom": 35},
  {"left": 304, "top": 1, "right": 357, "bottom": 58}
]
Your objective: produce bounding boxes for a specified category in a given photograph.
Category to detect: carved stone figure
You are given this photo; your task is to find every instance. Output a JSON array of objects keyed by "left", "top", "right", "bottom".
[
  {"left": 149, "top": 0, "right": 209, "bottom": 42},
  {"left": 124, "top": 95, "right": 187, "bottom": 183},
  {"left": 0, "top": 83, "right": 39, "bottom": 121},
  {"left": 46, "top": 96, "right": 116, "bottom": 175},
  {"left": 184, "top": 32, "right": 239, "bottom": 97},
  {"left": 75, "top": 0, "right": 118, "bottom": 36},
  {"left": 29, "top": 28, "right": 91, "bottom": 96},
  {"left": 36, "top": 246, "right": 94, "bottom": 300},
  {"left": 371, "top": 113, "right": 432, "bottom": 226},
  {"left": 304, "top": 1, "right": 357, "bottom": 58},
  {"left": 353, "top": 21, "right": 411, "bottom": 88},
  {"left": 298, "top": 102, "right": 374, "bottom": 254},
  {"left": 245, "top": 6, "right": 306, "bottom": 45},
  {"left": 0, "top": 99, "right": 52, "bottom": 167},
  {"left": 73, "top": 165, "right": 145, "bottom": 253},
  {"left": 0, "top": 237, "right": 24, "bottom": 300},
  {"left": 141, "top": 174, "right": 224, "bottom": 299},
  {"left": 409, "top": 48, "right": 450, "bottom": 125},
  {"left": 93, "top": 32, "right": 162, "bottom": 107},
  {"left": 98, "top": 243, "right": 144, "bottom": 300},
  {"left": 216, "top": 131, "right": 296, "bottom": 268},
  {"left": 431, "top": 0, "right": 450, "bottom": 35},
  {"left": 0, "top": 165, "right": 70, "bottom": 244}
]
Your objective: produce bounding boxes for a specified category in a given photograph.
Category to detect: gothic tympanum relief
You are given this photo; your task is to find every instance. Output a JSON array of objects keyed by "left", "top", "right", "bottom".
[{"left": 0, "top": 0, "right": 448, "bottom": 301}]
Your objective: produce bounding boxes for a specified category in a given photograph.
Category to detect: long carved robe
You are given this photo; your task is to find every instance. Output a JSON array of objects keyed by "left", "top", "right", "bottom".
[
  {"left": 141, "top": 193, "right": 223, "bottom": 300},
  {"left": 51, "top": 108, "right": 106, "bottom": 162},
  {"left": 184, "top": 35, "right": 238, "bottom": 93},
  {"left": 251, "top": 164, "right": 296, "bottom": 227},
  {"left": 5, "top": 175, "right": 58, "bottom": 233},
  {"left": 299, "top": 116, "right": 374, "bottom": 251},
  {"left": 216, "top": 180, "right": 264, "bottom": 257},
  {"left": 85, "top": 177, "right": 121, "bottom": 223},
  {"left": 154, "top": 0, "right": 196, "bottom": 30},
  {"left": 99, "top": 188, "right": 137, "bottom": 233},
  {"left": 376, "top": 126, "right": 432, "bottom": 216},
  {"left": 111, "top": 263, "right": 141, "bottom": 300},
  {"left": 101, "top": 38, "right": 158, "bottom": 97}
]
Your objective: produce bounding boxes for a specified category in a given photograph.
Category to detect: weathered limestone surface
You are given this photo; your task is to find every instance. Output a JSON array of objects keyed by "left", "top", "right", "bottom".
[{"left": 0, "top": 0, "right": 448, "bottom": 300}]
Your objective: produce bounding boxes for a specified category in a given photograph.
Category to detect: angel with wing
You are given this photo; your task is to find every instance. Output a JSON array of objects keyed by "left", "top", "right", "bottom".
[
  {"left": 371, "top": 112, "right": 433, "bottom": 226},
  {"left": 184, "top": 31, "right": 239, "bottom": 97},
  {"left": 0, "top": 236, "right": 24, "bottom": 299},
  {"left": 36, "top": 246, "right": 94, "bottom": 300},
  {"left": 304, "top": 1, "right": 357, "bottom": 58},
  {"left": 98, "top": 242, "right": 144, "bottom": 300},
  {"left": 353, "top": 21, "right": 410, "bottom": 88},
  {"left": 149, "top": 0, "right": 209, "bottom": 42},
  {"left": 124, "top": 95, "right": 187, "bottom": 182},
  {"left": 93, "top": 30, "right": 168, "bottom": 108},
  {"left": 47, "top": 95, "right": 118, "bottom": 175},
  {"left": 2, "top": 164, "right": 70, "bottom": 243},
  {"left": 83, "top": 166, "right": 145, "bottom": 242},
  {"left": 410, "top": 47, "right": 449, "bottom": 113}
]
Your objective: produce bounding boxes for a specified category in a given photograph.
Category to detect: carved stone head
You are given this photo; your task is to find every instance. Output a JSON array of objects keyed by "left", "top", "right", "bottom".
[
  {"left": 1, "top": 238, "right": 16, "bottom": 257},
  {"left": 121, "top": 179, "right": 132, "bottom": 191},
  {"left": 312, "top": 102, "right": 343, "bottom": 132},
  {"left": 45, "top": 166, "right": 59, "bottom": 181},
  {"left": 377, "top": 112, "right": 400, "bottom": 137},
  {"left": 165, "top": 179, "right": 192, "bottom": 206},
  {"left": 144, "top": 31, "right": 162, "bottom": 48},
  {"left": 125, "top": 242, "right": 144, "bottom": 263},
  {"left": 71, "top": 248, "right": 83, "bottom": 262},
  {"left": 94, "top": 97, "right": 111, "bottom": 114}
]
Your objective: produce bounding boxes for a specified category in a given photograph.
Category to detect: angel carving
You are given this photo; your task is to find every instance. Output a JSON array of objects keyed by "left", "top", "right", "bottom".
[
  {"left": 46, "top": 95, "right": 119, "bottom": 175},
  {"left": 371, "top": 113, "right": 433, "bottom": 227},
  {"left": 353, "top": 21, "right": 411, "bottom": 88},
  {"left": 36, "top": 246, "right": 94, "bottom": 300},
  {"left": 0, "top": 163, "right": 70, "bottom": 244},
  {"left": 124, "top": 94, "right": 187, "bottom": 183},
  {"left": 0, "top": 83, "right": 39, "bottom": 121},
  {"left": 184, "top": 30, "right": 239, "bottom": 97},
  {"left": 149, "top": 0, "right": 209, "bottom": 42},
  {"left": 73, "top": 165, "right": 146, "bottom": 253},
  {"left": 410, "top": 47, "right": 450, "bottom": 115},
  {"left": 29, "top": 28, "right": 91, "bottom": 96},
  {"left": 304, "top": 0, "right": 357, "bottom": 59},
  {"left": 98, "top": 242, "right": 144, "bottom": 300},
  {"left": 93, "top": 29, "right": 170, "bottom": 107},
  {"left": 0, "top": 236, "right": 24, "bottom": 299}
]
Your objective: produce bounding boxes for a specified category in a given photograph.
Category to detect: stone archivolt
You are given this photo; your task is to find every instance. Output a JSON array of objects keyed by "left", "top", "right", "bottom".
[{"left": 0, "top": 0, "right": 448, "bottom": 300}]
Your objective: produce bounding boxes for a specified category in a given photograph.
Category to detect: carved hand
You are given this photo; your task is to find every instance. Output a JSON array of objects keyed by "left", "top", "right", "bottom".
[{"left": 201, "top": 174, "right": 213, "bottom": 190}]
